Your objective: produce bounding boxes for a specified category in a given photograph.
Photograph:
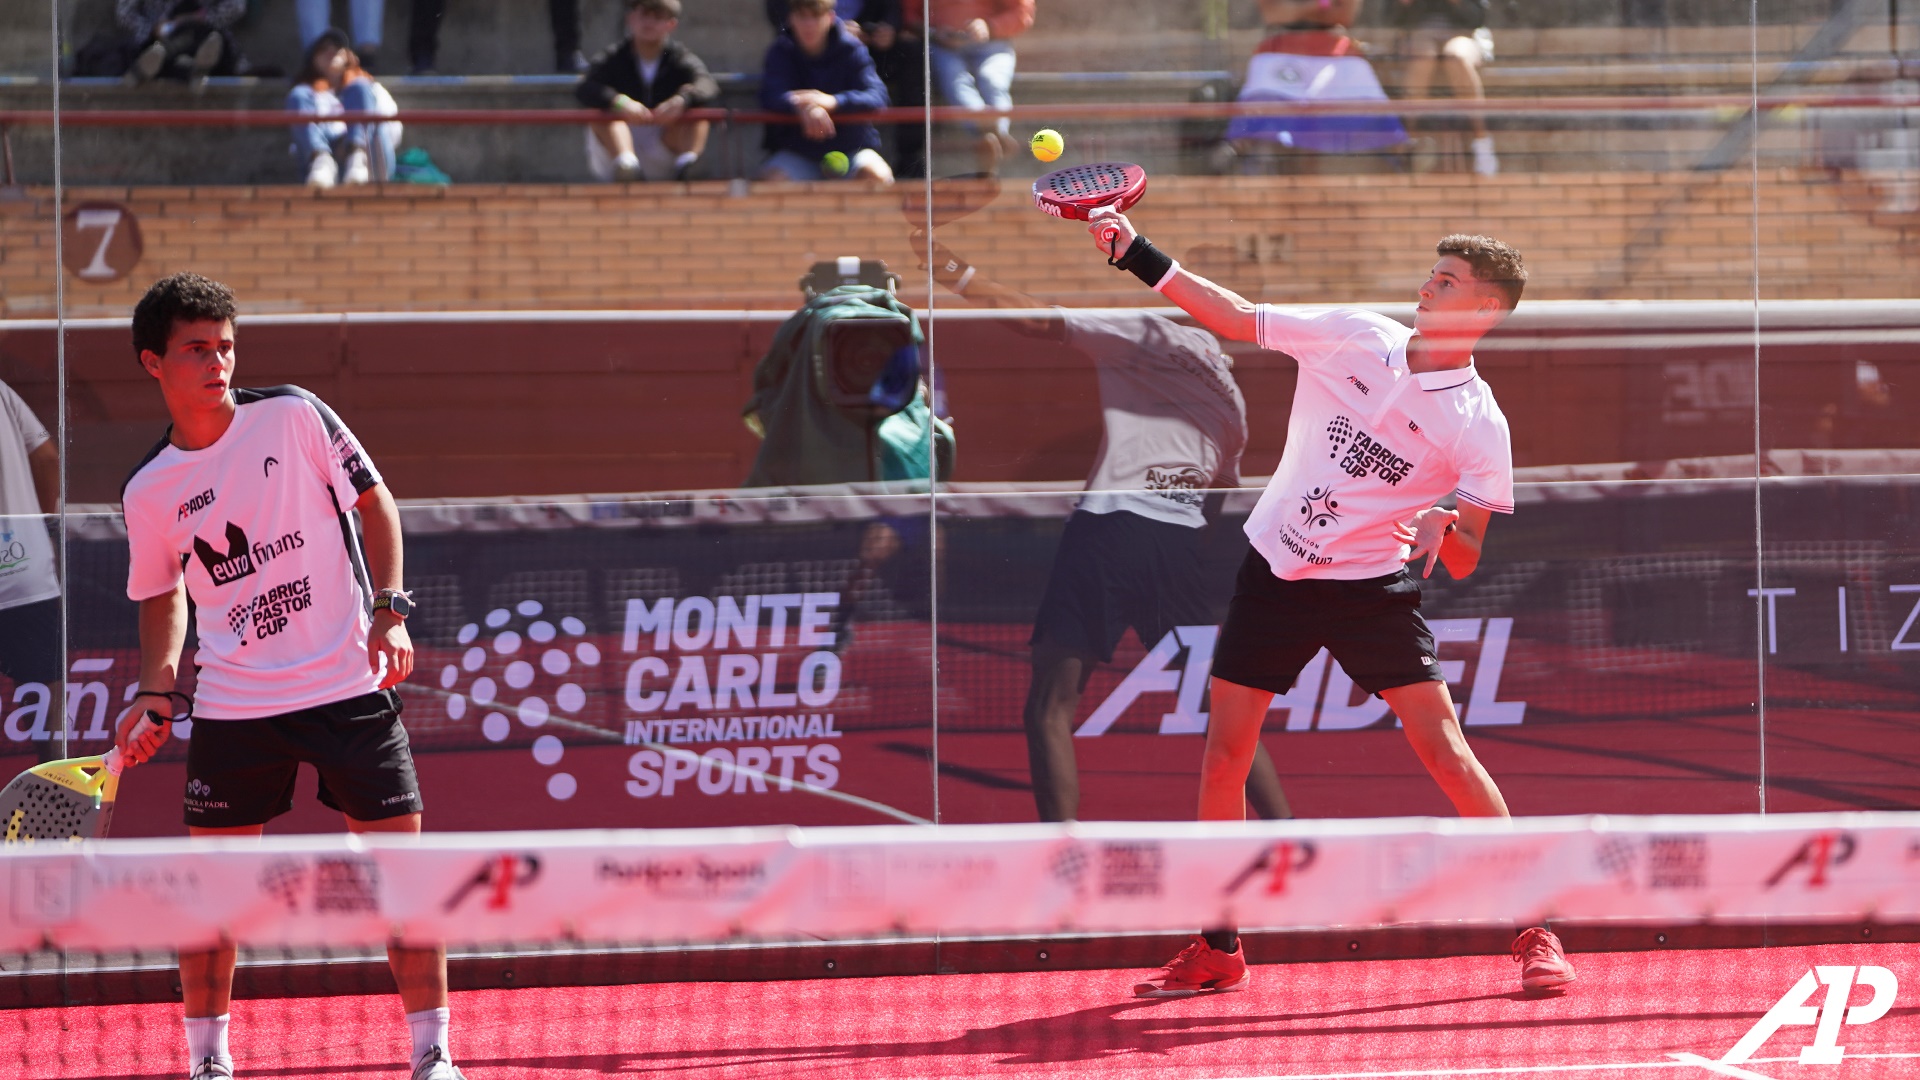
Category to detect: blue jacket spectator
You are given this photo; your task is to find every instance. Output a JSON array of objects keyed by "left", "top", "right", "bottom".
[{"left": 758, "top": 0, "right": 893, "bottom": 183}]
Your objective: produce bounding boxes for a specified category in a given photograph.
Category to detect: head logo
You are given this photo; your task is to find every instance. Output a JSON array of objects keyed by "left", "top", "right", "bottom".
[
  {"left": 1765, "top": 832, "right": 1855, "bottom": 888},
  {"left": 1325, "top": 416, "right": 1354, "bottom": 459},
  {"left": 1224, "top": 841, "right": 1318, "bottom": 897},
  {"left": 263, "top": 456, "right": 279, "bottom": 478},
  {"left": 443, "top": 853, "right": 541, "bottom": 913},
  {"left": 443, "top": 600, "right": 602, "bottom": 802},
  {"left": 1716, "top": 965, "right": 1897, "bottom": 1065},
  {"left": 1298, "top": 487, "right": 1341, "bottom": 530},
  {"left": 193, "top": 522, "right": 256, "bottom": 585}
]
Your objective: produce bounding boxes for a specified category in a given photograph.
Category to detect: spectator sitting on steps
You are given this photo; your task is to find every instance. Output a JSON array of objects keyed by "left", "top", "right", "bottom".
[
  {"left": 118, "top": 0, "right": 244, "bottom": 90},
  {"left": 1392, "top": 0, "right": 1499, "bottom": 176},
  {"left": 576, "top": 0, "right": 719, "bottom": 183},
  {"left": 759, "top": 0, "right": 894, "bottom": 183},
  {"left": 287, "top": 29, "right": 402, "bottom": 189},
  {"left": 905, "top": 0, "right": 1035, "bottom": 175}
]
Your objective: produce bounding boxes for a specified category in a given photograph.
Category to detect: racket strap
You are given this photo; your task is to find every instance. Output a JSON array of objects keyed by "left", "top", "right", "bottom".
[{"left": 1111, "top": 236, "right": 1178, "bottom": 292}]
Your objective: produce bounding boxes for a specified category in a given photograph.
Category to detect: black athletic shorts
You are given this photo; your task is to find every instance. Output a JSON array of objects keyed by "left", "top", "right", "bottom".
[
  {"left": 1030, "top": 509, "right": 1220, "bottom": 663},
  {"left": 183, "top": 689, "right": 423, "bottom": 828},
  {"left": 0, "top": 597, "right": 61, "bottom": 689},
  {"left": 1211, "top": 547, "right": 1444, "bottom": 698}
]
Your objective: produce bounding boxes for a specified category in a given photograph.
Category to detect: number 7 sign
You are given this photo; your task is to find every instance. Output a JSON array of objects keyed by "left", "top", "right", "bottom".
[{"left": 60, "top": 202, "right": 143, "bottom": 283}]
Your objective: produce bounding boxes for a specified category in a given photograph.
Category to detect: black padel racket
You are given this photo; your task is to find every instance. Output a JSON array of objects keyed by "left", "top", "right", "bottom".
[{"left": 1033, "top": 161, "right": 1147, "bottom": 247}]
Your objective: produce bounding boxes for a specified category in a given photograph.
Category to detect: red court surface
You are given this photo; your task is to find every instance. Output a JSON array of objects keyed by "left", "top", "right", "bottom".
[{"left": 10, "top": 941, "right": 1919, "bottom": 1079}]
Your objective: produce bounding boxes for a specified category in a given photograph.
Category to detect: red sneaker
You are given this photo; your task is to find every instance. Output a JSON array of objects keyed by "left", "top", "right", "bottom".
[
  {"left": 1133, "top": 936, "right": 1251, "bottom": 998},
  {"left": 1512, "top": 926, "right": 1576, "bottom": 993}
]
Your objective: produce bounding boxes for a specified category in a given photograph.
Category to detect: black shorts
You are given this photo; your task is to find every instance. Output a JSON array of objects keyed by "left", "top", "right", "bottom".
[
  {"left": 183, "top": 689, "right": 423, "bottom": 828},
  {"left": 0, "top": 597, "right": 61, "bottom": 688},
  {"left": 1211, "top": 548, "right": 1443, "bottom": 698},
  {"left": 1030, "top": 509, "right": 1220, "bottom": 664}
]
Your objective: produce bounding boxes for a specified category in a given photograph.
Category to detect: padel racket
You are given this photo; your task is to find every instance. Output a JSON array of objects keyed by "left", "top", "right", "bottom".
[
  {"left": 0, "top": 748, "right": 124, "bottom": 842},
  {"left": 1033, "top": 162, "right": 1147, "bottom": 247}
]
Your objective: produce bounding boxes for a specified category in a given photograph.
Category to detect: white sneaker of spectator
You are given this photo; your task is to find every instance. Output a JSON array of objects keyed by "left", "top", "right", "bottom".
[
  {"left": 343, "top": 148, "right": 372, "bottom": 186},
  {"left": 307, "top": 153, "right": 339, "bottom": 190},
  {"left": 1472, "top": 136, "right": 1499, "bottom": 178},
  {"left": 613, "top": 152, "right": 643, "bottom": 182}
]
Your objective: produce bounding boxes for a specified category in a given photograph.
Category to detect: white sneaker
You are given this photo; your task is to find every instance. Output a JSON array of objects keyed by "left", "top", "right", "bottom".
[
  {"left": 412, "top": 1046, "right": 466, "bottom": 1080},
  {"left": 306, "top": 154, "right": 338, "bottom": 189},
  {"left": 1472, "top": 136, "right": 1499, "bottom": 177},
  {"left": 612, "top": 151, "right": 642, "bottom": 182},
  {"left": 188, "top": 1057, "right": 233, "bottom": 1080},
  {"left": 342, "top": 148, "right": 372, "bottom": 185}
]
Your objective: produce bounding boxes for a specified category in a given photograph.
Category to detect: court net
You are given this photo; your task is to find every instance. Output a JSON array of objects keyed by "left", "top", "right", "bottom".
[{"left": 6, "top": 812, "right": 1920, "bottom": 1076}]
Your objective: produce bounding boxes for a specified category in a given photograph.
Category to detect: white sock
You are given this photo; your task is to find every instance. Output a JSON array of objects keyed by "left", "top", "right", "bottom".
[
  {"left": 674, "top": 151, "right": 698, "bottom": 169},
  {"left": 407, "top": 1007, "right": 451, "bottom": 1070},
  {"left": 184, "top": 1014, "right": 231, "bottom": 1072},
  {"left": 613, "top": 151, "right": 640, "bottom": 171}
]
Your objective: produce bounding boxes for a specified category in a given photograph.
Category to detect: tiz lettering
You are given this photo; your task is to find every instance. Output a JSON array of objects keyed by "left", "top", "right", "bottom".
[{"left": 1720, "top": 966, "right": 1897, "bottom": 1064}]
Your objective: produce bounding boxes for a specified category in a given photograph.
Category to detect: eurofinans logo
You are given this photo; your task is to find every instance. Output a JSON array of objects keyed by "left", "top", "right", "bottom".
[{"left": 1666, "top": 965, "right": 1899, "bottom": 1069}]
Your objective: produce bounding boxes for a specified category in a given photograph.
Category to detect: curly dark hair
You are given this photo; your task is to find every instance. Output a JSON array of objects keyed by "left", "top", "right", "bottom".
[
  {"left": 131, "top": 273, "right": 237, "bottom": 361},
  {"left": 1435, "top": 234, "right": 1527, "bottom": 312}
]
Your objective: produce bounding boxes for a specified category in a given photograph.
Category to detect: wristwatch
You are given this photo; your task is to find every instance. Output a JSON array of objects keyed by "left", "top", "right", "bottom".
[{"left": 372, "top": 589, "right": 414, "bottom": 619}]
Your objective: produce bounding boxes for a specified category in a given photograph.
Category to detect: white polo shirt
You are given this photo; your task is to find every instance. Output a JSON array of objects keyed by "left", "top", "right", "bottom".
[
  {"left": 122, "top": 387, "right": 386, "bottom": 720},
  {"left": 1245, "top": 306, "right": 1514, "bottom": 581},
  {"left": 0, "top": 380, "right": 59, "bottom": 612},
  {"left": 1064, "top": 310, "right": 1247, "bottom": 528}
]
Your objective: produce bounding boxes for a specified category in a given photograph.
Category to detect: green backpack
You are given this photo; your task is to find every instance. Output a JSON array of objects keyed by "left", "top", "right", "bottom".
[{"left": 743, "top": 285, "right": 955, "bottom": 487}]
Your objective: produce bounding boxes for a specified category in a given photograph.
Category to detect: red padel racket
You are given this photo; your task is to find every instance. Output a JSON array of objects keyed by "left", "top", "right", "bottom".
[{"left": 1033, "top": 161, "right": 1147, "bottom": 247}]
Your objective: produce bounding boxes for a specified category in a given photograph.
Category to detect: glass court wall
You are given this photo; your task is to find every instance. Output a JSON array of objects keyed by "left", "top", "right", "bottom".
[{"left": 3, "top": 0, "right": 1917, "bottom": 835}]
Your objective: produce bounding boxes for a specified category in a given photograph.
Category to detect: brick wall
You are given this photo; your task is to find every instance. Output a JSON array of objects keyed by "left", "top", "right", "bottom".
[{"left": 5, "top": 168, "right": 1917, "bottom": 319}]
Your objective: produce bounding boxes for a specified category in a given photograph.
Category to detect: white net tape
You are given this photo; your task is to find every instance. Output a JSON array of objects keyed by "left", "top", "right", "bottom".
[{"left": 5, "top": 813, "right": 1915, "bottom": 953}]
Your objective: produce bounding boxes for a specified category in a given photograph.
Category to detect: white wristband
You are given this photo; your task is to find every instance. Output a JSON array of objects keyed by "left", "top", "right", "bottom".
[
  {"left": 953, "top": 265, "right": 976, "bottom": 295},
  {"left": 1151, "top": 260, "right": 1180, "bottom": 293}
]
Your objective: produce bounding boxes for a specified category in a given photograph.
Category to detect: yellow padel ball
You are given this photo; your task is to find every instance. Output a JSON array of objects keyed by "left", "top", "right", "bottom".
[{"left": 1030, "top": 129, "right": 1064, "bottom": 163}]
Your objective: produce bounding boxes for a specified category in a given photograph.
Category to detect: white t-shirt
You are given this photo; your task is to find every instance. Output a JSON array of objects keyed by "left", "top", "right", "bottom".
[
  {"left": 122, "top": 387, "right": 386, "bottom": 720},
  {"left": 1064, "top": 310, "right": 1248, "bottom": 528},
  {"left": 0, "top": 380, "right": 59, "bottom": 611},
  {"left": 1245, "top": 306, "right": 1514, "bottom": 581}
]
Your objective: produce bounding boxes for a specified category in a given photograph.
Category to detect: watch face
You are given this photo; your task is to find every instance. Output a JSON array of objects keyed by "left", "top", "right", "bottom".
[{"left": 389, "top": 593, "right": 414, "bottom": 618}]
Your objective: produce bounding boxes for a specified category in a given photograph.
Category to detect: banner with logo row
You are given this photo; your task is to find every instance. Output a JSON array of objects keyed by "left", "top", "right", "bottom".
[{"left": 3, "top": 813, "right": 1912, "bottom": 952}]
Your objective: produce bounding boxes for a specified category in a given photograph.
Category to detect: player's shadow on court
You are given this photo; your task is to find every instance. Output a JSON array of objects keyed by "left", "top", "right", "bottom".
[{"left": 448, "top": 989, "right": 1832, "bottom": 1074}]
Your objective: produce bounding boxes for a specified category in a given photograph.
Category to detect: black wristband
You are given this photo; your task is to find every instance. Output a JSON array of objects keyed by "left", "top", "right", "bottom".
[{"left": 1111, "top": 236, "right": 1175, "bottom": 289}]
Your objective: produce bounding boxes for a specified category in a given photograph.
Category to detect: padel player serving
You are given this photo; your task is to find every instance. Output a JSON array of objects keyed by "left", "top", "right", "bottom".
[
  {"left": 112, "top": 273, "right": 465, "bottom": 1080},
  {"left": 1080, "top": 205, "right": 1576, "bottom": 999}
]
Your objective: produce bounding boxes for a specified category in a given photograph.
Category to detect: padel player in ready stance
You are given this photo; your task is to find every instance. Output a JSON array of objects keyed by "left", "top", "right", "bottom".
[
  {"left": 112, "top": 274, "right": 464, "bottom": 1080},
  {"left": 1080, "top": 208, "right": 1576, "bottom": 998}
]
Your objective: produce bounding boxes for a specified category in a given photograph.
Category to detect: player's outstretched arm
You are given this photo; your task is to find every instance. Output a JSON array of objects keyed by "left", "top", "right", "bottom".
[
  {"left": 356, "top": 482, "right": 415, "bottom": 689},
  {"left": 1086, "top": 207, "right": 1258, "bottom": 343},
  {"left": 1393, "top": 503, "right": 1495, "bottom": 580},
  {"left": 114, "top": 584, "right": 188, "bottom": 764}
]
